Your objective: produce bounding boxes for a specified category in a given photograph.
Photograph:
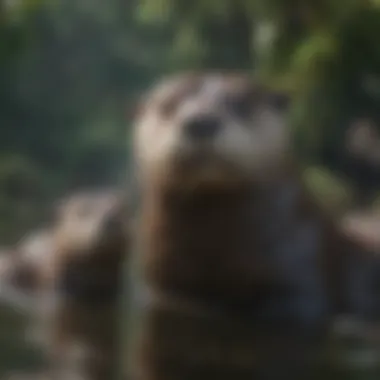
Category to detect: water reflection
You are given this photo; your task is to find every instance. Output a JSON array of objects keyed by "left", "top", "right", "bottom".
[
  {"left": 1, "top": 294, "right": 380, "bottom": 379},
  {"left": 0, "top": 305, "right": 43, "bottom": 376}
]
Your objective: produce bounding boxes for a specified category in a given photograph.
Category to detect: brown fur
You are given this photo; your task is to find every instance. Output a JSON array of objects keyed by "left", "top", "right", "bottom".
[
  {"left": 37, "top": 193, "right": 129, "bottom": 380},
  {"left": 27, "top": 190, "right": 129, "bottom": 380},
  {"left": 131, "top": 72, "right": 378, "bottom": 380},
  {"left": 0, "top": 231, "right": 54, "bottom": 297}
]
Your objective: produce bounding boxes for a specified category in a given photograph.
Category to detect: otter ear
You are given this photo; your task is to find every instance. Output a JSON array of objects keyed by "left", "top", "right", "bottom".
[{"left": 246, "top": 79, "right": 291, "bottom": 114}]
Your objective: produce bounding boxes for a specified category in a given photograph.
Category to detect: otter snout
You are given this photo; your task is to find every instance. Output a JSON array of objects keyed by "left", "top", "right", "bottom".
[{"left": 183, "top": 114, "right": 223, "bottom": 142}]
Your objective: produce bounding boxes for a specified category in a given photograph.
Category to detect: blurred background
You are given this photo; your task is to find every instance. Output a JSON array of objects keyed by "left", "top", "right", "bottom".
[{"left": 0, "top": 0, "right": 379, "bottom": 376}]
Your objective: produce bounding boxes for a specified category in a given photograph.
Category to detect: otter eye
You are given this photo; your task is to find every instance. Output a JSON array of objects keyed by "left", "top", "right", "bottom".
[
  {"left": 159, "top": 96, "right": 179, "bottom": 118},
  {"left": 224, "top": 93, "right": 253, "bottom": 120},
  {"left": 158, "top": 77, "right": 202, "bottom": 119}
]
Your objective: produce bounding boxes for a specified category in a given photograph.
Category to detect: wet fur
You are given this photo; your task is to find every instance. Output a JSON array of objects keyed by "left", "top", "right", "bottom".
[
  {"left": 1, "top": 191, "right": 129, "bottom": 380},
  {"left": 131, "top": 73, "right": 379, "bottom": 380},
  {"left": 40, "top": 191, "right": 129, "bottom": 380}
]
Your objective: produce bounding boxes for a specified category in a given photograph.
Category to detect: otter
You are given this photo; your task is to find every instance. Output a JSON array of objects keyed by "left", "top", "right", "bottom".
[
  {"left": 0, "top": 233, "right": 54, "bottom": 380},
  {"left": 0, "top": 230, "right": 55, "bottom": 348},
  {"left": 37, "top": 189, "right": 129, "bottom": 380},
  {"left": 130, "top": 72, "right": 379, "bottom": 380},
  {"left": 0, "top": 230, "right": 54, "bottom": 305},
  {"left": 1, "top": 190, "right": 129, "bottom": 380}
]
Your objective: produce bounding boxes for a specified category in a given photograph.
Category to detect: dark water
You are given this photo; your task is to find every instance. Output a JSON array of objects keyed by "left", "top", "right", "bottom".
[
  {"left": 0, "top": 306, "right": 44, "bottom": 377},
  {"left": 1, "top": 305, "right": 380, "bottom": 380}
]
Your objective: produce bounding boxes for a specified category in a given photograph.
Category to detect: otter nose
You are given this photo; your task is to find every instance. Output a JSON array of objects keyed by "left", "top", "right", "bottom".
[{"left": 183, "top": 115, "right": 222, "bottom": 141}]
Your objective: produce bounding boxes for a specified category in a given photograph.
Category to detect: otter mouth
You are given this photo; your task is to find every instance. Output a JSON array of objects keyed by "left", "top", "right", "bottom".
[
  {"left": 170, "top": 147, "right": 247, "bottom": 187},
  {"left": 175, "top": 146, "right": 228, "bottom": 171},
  {"left": 184, "top": 149, "right": 218, "bottom": 167}
]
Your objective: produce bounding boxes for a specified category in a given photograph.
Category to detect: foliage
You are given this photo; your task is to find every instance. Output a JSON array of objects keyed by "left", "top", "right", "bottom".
[{"left": 0, "top": 0, "right": 163, "bottom": 241}]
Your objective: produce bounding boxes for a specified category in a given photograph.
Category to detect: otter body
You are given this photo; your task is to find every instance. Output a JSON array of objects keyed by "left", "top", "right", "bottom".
[
  {"left": 137, "top": 184, "right": 330, "bottom": 380},
  {"left": 131, "top": 72, "right": 379, "bottom": 380},
  {"left": 141, "top": 185, "right": 282, "bottom": 311},
  {"left": 42, "top": 190, "right": 129, "bottom": 380}
]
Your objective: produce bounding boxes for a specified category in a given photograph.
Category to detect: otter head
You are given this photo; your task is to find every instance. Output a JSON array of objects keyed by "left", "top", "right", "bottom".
[
  {"left": 134, "top": 72, "right": 290, "bottom": 190},
  {"left": 0, "top": 231, "right": 53, "bottom": 296},
  {"left": 13, "top": 230, "right": 54, "bottom": 290},
  {"left": 53, "top": 190, "right": 128, "bottom": 258}
]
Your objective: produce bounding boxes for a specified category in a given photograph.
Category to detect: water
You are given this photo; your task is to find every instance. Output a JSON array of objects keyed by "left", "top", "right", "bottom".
[
  {"left": 0, "top": 306, "right": 44, "bottom": 377},
  {"left": 0, "top": 305, "right": 380, "bottom": 379}
]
